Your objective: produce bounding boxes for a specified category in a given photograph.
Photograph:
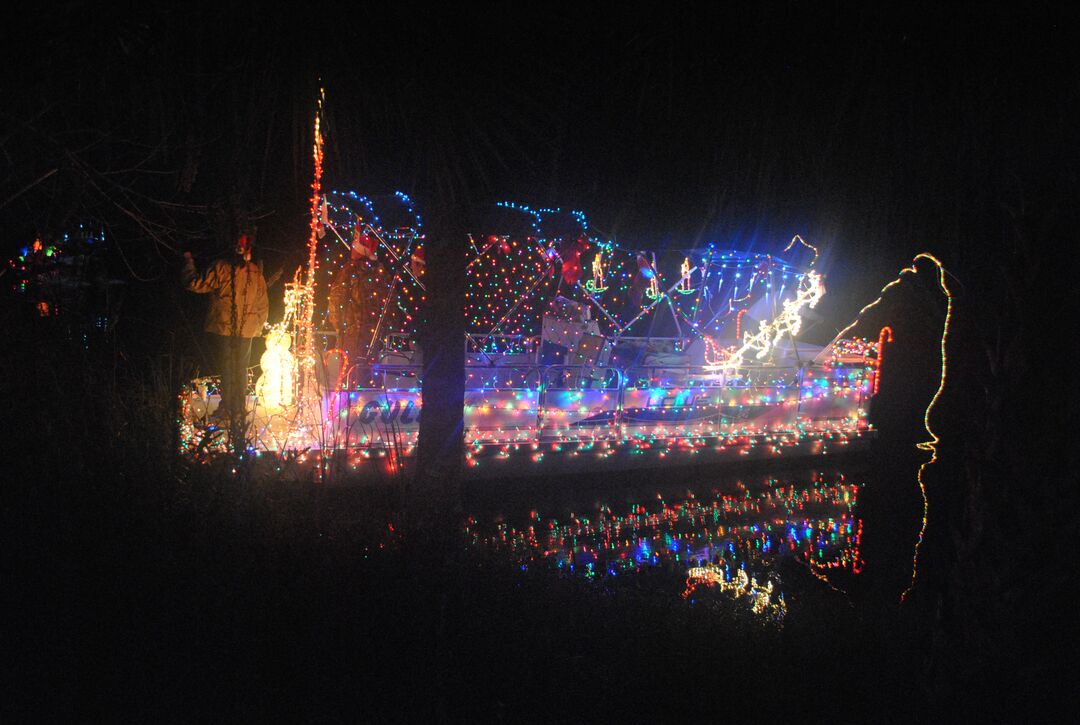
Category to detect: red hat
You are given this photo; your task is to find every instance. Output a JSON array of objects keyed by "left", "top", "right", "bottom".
[{"left": 234, "top": 233, "right": 253, "bottom": 256}]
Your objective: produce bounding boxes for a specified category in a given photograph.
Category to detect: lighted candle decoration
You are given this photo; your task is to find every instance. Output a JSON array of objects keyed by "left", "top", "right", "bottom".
[
  {"left": 464, "top": 475, "right": 863, "bottom": 621},
  {"left": 645, "top": 271, "right": 662, "bottom": 301},
  {"left": 585, "top": 250, "right": 608, "bottom": 293},
  {"left": 677, "top": 257, "right": 694, "bottom": 294}
]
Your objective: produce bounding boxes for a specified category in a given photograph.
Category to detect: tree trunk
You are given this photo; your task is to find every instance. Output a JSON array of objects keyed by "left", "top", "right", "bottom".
[{"left": 410, "top": 212, "right": 466, "bottom": 533}]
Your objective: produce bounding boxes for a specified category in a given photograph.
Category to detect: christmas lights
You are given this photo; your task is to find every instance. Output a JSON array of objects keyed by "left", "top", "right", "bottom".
[
  {"left": 256, "top": 327, "right": 296, "bottom": 409},
  {"left": 873, "top": 326, "right": 893, "bottom": 395},
  {"left": 585, "top": 249, "right": 608, "bottom": 293},
  {"left": 465, "top": 475, "right": 861, "bottom": 620},
  {"left": 676, "top": 257, "right": 694, "bottom": 294},
  {"left": 783, "top": 234, "right": 820, "bottom": 268},
  {"left": 832, "top": 254, "right": 952, "bottom": 602},
  {"left": 181, "top": 185, "right": 883, "bottom": 475},
  {"left": 709, "top": 271, "right": 825, "bottom": 372}
]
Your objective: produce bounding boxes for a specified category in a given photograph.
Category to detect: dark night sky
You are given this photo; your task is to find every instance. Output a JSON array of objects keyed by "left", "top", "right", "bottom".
[{"left": 3, "top": 3, "right": 1077, "bottom": 333}]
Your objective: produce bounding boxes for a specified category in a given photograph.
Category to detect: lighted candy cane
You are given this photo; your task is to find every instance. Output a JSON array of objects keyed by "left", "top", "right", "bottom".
[{"left": 874, "top": 326, "right": 894, "bottom": 395}]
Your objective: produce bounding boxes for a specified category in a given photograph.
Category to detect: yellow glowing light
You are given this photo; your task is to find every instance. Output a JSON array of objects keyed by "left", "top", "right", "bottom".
[
  {"left": 709, "top": 270, "right": 825, "bottom": 372},
  {"left": 677, "top": 257, "right": 694, "bottom": 294},
  {"left": 585, "top": 251, "right": 608, "bottom": 293},
  {"left": 256, "top": 327, "right": 296, "bottom": 409},
  {"left": 645, "top": 274, "right": 661, "bottom": 301},
  {"left": 783, "top": 234, "right": 819, "bottom": 267},
  {"left": 683, "top": 565, "right": 786, "bottom": 619}
]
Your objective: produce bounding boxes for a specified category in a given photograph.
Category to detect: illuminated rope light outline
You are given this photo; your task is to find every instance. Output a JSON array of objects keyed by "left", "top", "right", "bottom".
[
  {"left": 645, "top": 274, "right": 662, "bottom": 301},
  {"left": 682, "top": 566, "right": 787, "bottom": 619},
  {"left": 783, "top": 234, "right": 820, "bottom": 268},
  {"left": 735, "top": 308, "right": 748, "bottom": 339},
  {"left": 584, "top": 250, "right": 608, "bottom": 293},
  {"left": 298, "top": 89, "right": 326, "bottom": 411},
  {"left": 676, "top": 257, "right": 695, "bottom": 294},
  {"left": 834, "top": 253, "right": 951, "bottom": 602},
  {"left": 709, "top": 271, "right": 825, "bottom": 372},
  {"left": 701, "top": 335, "right": 732, "bottom": 367}
]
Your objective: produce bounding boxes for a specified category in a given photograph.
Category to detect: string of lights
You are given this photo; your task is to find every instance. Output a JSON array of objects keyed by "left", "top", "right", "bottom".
[
  {"left": 832, "top": 253, "right": 952, "bottom": 602},
  {"left": 464, "top": 475, "right": 862, "bottom": 621}
]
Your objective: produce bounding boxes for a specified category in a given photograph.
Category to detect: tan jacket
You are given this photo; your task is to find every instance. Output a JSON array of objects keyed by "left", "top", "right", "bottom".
[{"left": 183, "top": 257, "right": 269, "bottom": 337}]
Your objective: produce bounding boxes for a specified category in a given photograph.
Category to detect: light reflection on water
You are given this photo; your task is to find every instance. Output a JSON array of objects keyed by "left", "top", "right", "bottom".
[{"left": 464, "top": 471, "right": 863, "bottom": 621}]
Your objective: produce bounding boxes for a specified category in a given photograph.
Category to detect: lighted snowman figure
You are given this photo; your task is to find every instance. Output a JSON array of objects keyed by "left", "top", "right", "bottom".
[{"left": 256, "top": 327, "right": 296, "bottom": 409}]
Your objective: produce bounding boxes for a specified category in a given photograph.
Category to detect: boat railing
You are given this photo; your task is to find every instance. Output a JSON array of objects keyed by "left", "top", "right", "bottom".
[
  {"left": 341, "top": 361, "right": 836, "bottom": 395},
  {"left": 343, "top": 361, "right": 822, "bottom": 391},
  {"left": 292, "top": 360, "right": 868, "bottom": 450},
  {"left": 344, "top": 362, "right": 422, "bottom": 391}
]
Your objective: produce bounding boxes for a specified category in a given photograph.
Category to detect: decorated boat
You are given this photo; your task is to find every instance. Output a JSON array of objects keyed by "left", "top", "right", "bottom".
[
  {"left": 178, "top": 101, "right": 885, "bottom": 477},
  {"left": 178, "top": 193, "right": 884, "bottom": 478}
]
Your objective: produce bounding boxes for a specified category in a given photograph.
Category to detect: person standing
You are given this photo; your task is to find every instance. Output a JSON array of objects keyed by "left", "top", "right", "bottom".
[{"left": 182, "top": 232, "right": 269, "bottom": 423}]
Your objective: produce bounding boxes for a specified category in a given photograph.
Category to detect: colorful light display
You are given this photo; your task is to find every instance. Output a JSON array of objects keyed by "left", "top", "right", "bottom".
[
  {"left": 873, "top": 326, "right": 893, "bottom": 395},
  {"left": 298, "top": 88, "right": 326, "bottom": 406},
  {"left": 709, "top": 270, "right": 825, "bottom": 372},
  {"left": 832, "top": 253, "right": 952, "bottom": 602},
  {"left": 682, "top": 567, "right": 787, "bottom": 619},
  {"left": 464, "top": 474, "right": 863, "bottom": 621},
  {"left": 179, "top": 174, "right": 887, "bottom": 477},
  {"left": 676, "top": 257, "right": 694, "bottom": 295},
  {"left": 321, "top": 191, "right": 426, "bottom": 348},
  {"left": 7, "top": 226, "right": 114, "bottom": 328},
  {"left": 464, "top": 234, "right": 556, "bottom": 339},
  {"left": 256, "top": 327, "right": 296, "bottom": 409},
  {"left": 464, "top": 210, "right": 809, "bottom": 344},
  {"left": 585, "top": 249, "right": 608, "bottom": 293},
  {"left": 182, "top": 357, "right": 874, "bottom": 473}
]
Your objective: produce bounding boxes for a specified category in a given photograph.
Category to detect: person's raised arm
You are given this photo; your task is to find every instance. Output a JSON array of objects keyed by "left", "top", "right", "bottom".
[{"left": 181, "top": 253, "right": 224, "bottom": 294}]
